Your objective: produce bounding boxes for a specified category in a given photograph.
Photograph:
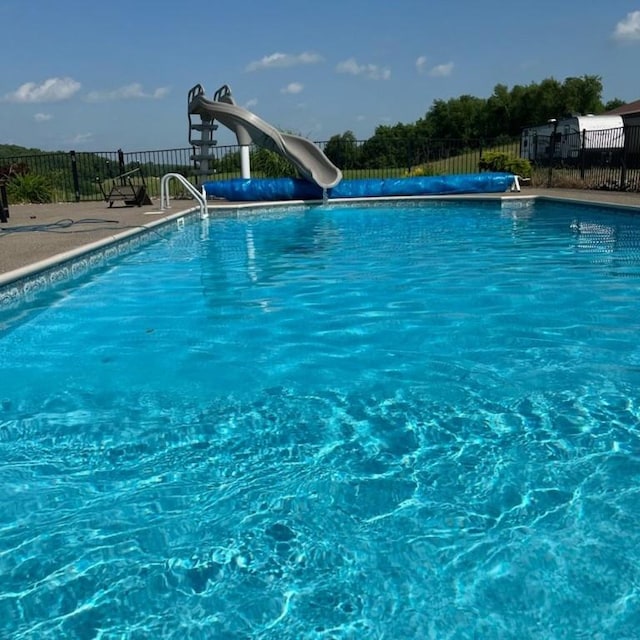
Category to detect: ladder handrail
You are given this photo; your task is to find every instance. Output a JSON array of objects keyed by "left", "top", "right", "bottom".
[{"left": 160, "top": 173, "right": 208, "bottom": 219}]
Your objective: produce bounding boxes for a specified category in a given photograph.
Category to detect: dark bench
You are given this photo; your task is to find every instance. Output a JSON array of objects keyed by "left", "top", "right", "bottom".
[
  {"left": 97, "top": 167, "right": 152, "bottom": 207},
  {"left": 105, "top": 182, "right": 152, "bottom": 207}
]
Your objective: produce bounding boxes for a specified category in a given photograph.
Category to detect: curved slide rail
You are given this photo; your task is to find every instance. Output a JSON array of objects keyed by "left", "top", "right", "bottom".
[
  {"left": 160, "top": 173, "right": 208, "bottom": 219},
  {"left": 188, "top": 93, "right": 342, "bottom": 190}
]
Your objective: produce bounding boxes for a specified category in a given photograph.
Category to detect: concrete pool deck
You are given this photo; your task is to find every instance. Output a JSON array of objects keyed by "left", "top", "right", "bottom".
[{"left": 1, "top": 188, "right": 640, "bottom": 280}]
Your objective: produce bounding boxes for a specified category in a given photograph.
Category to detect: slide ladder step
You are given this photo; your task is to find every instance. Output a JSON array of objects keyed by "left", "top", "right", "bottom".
[
  {"left": 190, "top": 140, "right": 218, "bottom": 147},
  {"left": 191, "top": 123, "right": 218, "bottom": 132},
  {"left": 190, "top": 153, "right": 219, "bottom": 161}
]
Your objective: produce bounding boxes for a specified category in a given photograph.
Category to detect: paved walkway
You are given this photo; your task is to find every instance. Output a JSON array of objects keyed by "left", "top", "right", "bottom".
[
  {"left": 1, "top": 188, "right": 640, "bottom": 278},
  {"left": 0, "top": 199, "right": 193, "bottom": 277}
]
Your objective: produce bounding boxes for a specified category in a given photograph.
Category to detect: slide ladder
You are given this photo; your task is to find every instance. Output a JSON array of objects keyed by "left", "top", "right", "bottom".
[{"left": 188, "top": 84, "right": 218, "bottom": 178}]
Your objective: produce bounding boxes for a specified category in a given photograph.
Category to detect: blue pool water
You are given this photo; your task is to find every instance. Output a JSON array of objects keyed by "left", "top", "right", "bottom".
[{"left": 1, "top": 199, "right": 640, "bottom": 638}]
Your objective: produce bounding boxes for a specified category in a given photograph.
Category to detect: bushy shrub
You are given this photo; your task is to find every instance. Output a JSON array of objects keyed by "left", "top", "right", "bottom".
[
  {"left": 6, "top": 173, "right": 54, "bottom": 203},
  {"left": 251, "top": 148, "right": 298, "bottom": 178},
  {"left": 479, "top": 151, "right": 531, "bottom": 177},
  {"left": 404, "top": 164, "right": 439, "bottom": 177}
]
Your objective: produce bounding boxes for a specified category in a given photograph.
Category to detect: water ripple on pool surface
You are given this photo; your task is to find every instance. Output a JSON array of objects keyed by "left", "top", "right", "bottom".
[
  {"left": 2, "top": 201, "right": 640, "bottom": 637},
  {"left": 1, "top": 383, "right": 638, "bottom": 638}
]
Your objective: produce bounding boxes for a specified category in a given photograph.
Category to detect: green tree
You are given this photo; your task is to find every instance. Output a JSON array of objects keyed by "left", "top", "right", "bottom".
[
  {"left": 531, "top": 78, "right": 565, "bottom": 124},
  {"left": 603, "top": 98, "right": 626, "bottom": 112},
  {"left": 561, "top": 75, "right": 604, "bottom": 115},
  {"left": 486, "top": 83, "right": 514, "bottom": 137},
  {"left": 323, "top": 131, "right": 360, "bottom": 169},
  {"left": 508, "top": 76, "right": 608, "bottom": 128},
  {"left": 358, "top": 123, "right": 417, "bottom": 169},
  {"left": 251, "top": 147, "right": 298, "bottom": 178},
  {"left": 422, "top": 95, "right": 487, "bottom": 141}
]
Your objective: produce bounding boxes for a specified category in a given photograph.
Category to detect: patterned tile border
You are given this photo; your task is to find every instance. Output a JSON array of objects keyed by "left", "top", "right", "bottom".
[{"left": 0, "top": 207, "right": 200, "bottom": 311}]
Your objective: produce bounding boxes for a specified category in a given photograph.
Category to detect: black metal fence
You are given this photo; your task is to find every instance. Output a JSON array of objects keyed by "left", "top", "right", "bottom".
[
  {"left": 0, "top": 146, "right": 227, "bottom": 203},
  {"left": 522, "top": 124, "right": 640, "bottom": 191},
  {"left": 1, "top": 125, "right": 639, "bottom": 203}
]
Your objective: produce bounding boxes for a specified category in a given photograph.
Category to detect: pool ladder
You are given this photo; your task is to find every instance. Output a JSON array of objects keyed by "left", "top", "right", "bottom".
[{"left": 160, "top": 173, "right": 208, "bottom": 219}]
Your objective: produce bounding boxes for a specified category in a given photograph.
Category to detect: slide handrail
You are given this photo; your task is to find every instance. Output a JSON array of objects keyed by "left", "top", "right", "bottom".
[{"left": 160, "top": 173, "right": 208, "bottom": 219}]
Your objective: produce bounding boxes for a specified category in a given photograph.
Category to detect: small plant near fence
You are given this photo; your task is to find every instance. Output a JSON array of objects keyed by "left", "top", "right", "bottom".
[
  {"left": 6, "top": 174, "right": 54, "bottom": 204},
  {"left": 404, "top": 164, "right": 440, "bottom": 177},
  {"left": 478, "top": 151, "right": 532, "bottom": 178},
  {"left": 0, "top": 161, "right": 55, "bottom": 204}
]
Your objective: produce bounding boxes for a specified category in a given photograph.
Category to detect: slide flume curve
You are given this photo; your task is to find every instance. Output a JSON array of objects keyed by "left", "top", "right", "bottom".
[{"left": 189, "top": 94, "right": 342, "bottom": 190}]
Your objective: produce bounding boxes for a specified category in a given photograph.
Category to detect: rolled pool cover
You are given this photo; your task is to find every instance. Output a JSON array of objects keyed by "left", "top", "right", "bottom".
[{"left": 203, "top": 172, "right": 517, "bottom": 202}]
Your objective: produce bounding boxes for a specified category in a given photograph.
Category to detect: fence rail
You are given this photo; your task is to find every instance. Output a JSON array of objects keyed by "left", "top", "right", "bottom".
[{"left": 1, "top": 125, "right": 639, "bottom": 204}]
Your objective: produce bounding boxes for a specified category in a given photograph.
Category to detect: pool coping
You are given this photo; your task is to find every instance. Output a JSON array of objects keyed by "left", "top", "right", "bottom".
[
  {"left": 2, "top": 192, "right": 640, "bottom": 310},
  {"left": 0, "top": 205, "right": 200, "bottom": 307}
]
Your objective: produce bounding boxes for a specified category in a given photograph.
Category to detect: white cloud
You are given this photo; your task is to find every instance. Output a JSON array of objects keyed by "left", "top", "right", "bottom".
[
  {"left": 336, "top": 58, "right": 391, "bottom": 80},
  {"left": 281, "top": 82, "right": 303, "bottom": 94},
  {"left": 246, "top": 52, "right": 323, "bottom": 71},
  {"left": 4, "top": 77, "right": 81, "bottom": 103},
  {"left": 85, "top": 83, "right": 170, "bottom": 102},
  {"left": 68, "top": 133, "right": 93, "bottom": 145},
  {"left": 614, "top": 11, "right": 640, "bottom": 41},
  {"left": 34, "top": 113, "right": 53, "bottom": 122},
  {"left": 151, "top": 87, "right": 170, "bottom": 99},
  {"left": 416, "top": 56, "right": 428, "bottom": 74},
  {"left": 336, "top": 58, "right": 360, "bottom": 75},
  {"left": 244, "top": 98, "right": 258, "bottom": 109},
  {"left": 429, "top": 62, "right": 454, "bottom": 77}
]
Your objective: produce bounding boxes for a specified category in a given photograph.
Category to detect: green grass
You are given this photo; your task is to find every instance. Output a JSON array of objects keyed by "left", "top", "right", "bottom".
[
  {"left": 422, "top": 142, "right": 521, "bottom": 175},
  {"left": 341, "top": 168, "right": 407, "bottom": 179}
]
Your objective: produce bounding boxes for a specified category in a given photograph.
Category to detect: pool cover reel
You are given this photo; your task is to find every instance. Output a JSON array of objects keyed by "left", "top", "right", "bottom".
[{"left": 203, "top": 172, "right": 517, "bottom": 202}]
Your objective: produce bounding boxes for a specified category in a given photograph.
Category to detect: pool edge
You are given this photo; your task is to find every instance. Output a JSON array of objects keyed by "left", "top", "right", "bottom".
[
  {"left": 0, "top": 206, "right": 200, "bottom": 289},
  {"left": 3, "top": 192, "right": 639, "bottom": 310},
  {"left": 0, "top": 205, "right": 200, "bottom": 310}
]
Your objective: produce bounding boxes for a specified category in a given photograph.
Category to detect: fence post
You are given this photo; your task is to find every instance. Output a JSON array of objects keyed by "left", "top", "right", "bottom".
[
  {"left": 0, "top": 178, "right": 9, "bottom": 222},
  {"left": 580, "top": 129, "right": 586, "bottom": 180},
  {"left": 69, "top": 151, "right": 81, "bottom": 202},
  {"left": 547, "top": 119, "right": 558, "bottom": 188},
  {"left": 620, "top": 127, "right": 628, "bottom": 190},
  {"left": 118, "top": 149, "right": 126, "bottom": 182}
]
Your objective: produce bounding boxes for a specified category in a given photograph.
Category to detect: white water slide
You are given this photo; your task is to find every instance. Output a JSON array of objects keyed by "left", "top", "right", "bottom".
[{"left": 188, "top": 84, "right": 342, "bottom": 189}]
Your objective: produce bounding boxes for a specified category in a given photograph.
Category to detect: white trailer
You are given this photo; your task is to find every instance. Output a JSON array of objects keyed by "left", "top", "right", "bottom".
[{"left": 520, "top": 114, "right": 625, "bottom": 164}]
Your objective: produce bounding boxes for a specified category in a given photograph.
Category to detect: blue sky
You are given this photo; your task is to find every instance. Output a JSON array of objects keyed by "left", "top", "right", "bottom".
[{"left": 1, "top": 0, "right": 639, "bottom": 152}]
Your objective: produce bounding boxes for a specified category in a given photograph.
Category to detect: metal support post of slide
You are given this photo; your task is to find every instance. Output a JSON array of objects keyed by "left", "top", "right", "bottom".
[{"left": 240, "top": 146, "right": 251, "bottom": 179}]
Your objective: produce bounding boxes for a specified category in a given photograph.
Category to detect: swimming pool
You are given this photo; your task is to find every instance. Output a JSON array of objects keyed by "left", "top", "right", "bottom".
[{"left": 1, "top": 198, "right": 640, "bottom": 638}]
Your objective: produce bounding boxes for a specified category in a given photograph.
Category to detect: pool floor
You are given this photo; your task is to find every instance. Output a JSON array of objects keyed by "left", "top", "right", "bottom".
[{"left": 1, "top": 199, "right": 640, "bottom": 638}]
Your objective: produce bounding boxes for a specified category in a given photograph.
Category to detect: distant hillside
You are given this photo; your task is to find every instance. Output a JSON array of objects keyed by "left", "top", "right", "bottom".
[{"left": 0, "top": 143, "right": 49, "bottom": 157}]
